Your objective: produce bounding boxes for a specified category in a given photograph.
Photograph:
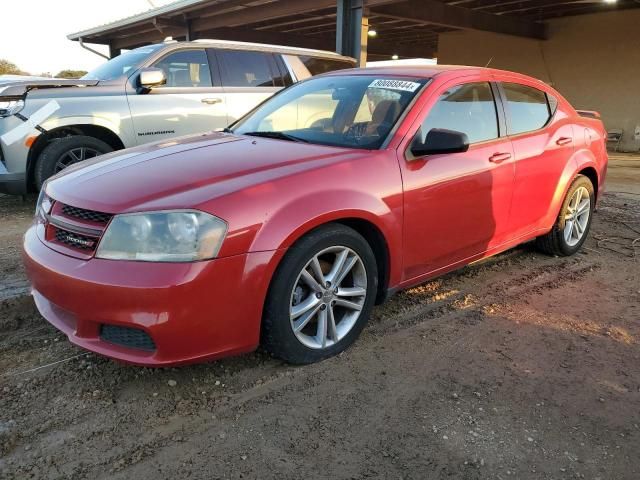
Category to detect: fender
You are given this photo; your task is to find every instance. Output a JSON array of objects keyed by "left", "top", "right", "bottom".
[
  {"left": 541, "top": 147, "right": 599, "bottom": 230},
  {"left": 248, "top": 188, "right": 403, "bottom": 287},
  {"left": 37, "top": 115, "right": 134, "bottom": 147}
]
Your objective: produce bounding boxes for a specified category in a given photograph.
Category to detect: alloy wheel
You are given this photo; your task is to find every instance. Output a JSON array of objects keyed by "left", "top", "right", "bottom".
[
  {"left": 289, "top": 246, "right": 367, "bottom": 350},
  {"left": 54, "top": 147, "right": 101, "bottom": 173},
  {"left": 564, "top": 186, "right": 591, "bottom": 247}
]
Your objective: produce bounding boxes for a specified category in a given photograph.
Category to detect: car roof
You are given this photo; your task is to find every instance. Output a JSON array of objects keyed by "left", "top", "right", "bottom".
[{"left": 328, "top": 64, "right": 543, "bottom": 83}]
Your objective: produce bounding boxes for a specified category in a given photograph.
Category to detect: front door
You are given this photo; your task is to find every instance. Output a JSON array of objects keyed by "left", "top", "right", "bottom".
[
  {"left": 127, "top": 48, "right": 228, "bottom": 145},
  {"left": 400, "top": 80, "right": 515, "bottom": 281}
]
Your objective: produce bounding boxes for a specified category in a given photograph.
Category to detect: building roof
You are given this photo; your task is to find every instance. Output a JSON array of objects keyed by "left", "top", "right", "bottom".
[
  {"left": 68, "top": 0, "right": 209, "bottom": 41},
  {"left": 67, "top": 0, "right": 640, "bottom": 61}
]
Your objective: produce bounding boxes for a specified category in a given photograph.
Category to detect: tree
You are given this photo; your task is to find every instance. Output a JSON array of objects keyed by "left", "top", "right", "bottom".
[
  {"left": 55, "top": 70, "right": 88, "bottom": 79},
  {"left": 0, "top": 59, "right": 27, "bottom": 76}
]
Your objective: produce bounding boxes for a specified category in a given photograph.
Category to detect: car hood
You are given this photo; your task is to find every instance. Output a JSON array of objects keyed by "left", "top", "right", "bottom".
[
  {"left": 0, "top": 78, "right": 100, "bottom": 99},
  {"left": 46, "top": 132, "right": 363, "bottom": 213}
]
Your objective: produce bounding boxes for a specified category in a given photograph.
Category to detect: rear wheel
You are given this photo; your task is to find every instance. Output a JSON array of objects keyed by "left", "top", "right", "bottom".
[
  {"left": 262, "top": 224, "right": 378, "bottom": 364},
  {"left": 34, "top": 135, "right": 113, "bottom": 189},
  {"left": 536, "top": 174, "right": 595, "bottom": 256}
]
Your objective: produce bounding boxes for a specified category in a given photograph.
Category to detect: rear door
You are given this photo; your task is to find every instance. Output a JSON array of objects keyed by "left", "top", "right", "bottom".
[
  {"left": 127, "top": 48, "right": 227, "bottom": 145},
  {"left": 216, "top": 49, "right": 283, "bottom": 125},
  {"left": 498, "top": 80, "right": 575, "bottom": 238},
  {"left": 399, "top": 79, "right": 515, "bottom": 280}
]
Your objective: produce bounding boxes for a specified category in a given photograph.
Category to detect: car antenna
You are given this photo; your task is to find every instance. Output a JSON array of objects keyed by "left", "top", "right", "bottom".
[{"left": 485, "top": 57, "right": 493, "bottom": 68}]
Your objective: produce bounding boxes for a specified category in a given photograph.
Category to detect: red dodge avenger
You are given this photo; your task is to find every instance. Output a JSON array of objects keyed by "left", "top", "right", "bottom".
[{"left": 23, "top": 66, "right": 607, "bottom": 366}]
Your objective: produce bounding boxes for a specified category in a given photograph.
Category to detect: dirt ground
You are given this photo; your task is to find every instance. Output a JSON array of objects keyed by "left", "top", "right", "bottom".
[{"left": 0, "top": 156, "right": 639, "bottom": 480}]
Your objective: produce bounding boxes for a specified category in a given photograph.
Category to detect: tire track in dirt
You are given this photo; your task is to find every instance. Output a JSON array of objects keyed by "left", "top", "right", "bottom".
[
  {"left": 50, "top": 254, "right": 605, "bottom": 478},
  {"left": 0, "top": 274, "right": 30, "bottom": 304}
]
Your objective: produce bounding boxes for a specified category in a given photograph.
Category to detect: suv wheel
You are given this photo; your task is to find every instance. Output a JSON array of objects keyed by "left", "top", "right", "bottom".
[
  {"left": 536, "top": 174, "right": 595, "bottom": 256},
  {"left": 262, "top": 224, "right": 378, "bottom": 364},
  {"left": 34, "top": 135, "right": 113, "bottom": 189}
]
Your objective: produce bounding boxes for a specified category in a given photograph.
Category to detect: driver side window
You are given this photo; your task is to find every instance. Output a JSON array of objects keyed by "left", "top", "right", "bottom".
[
  {"left": 152, "top": 49, "right": 213, "bottom": 88},
  {"left": 421, "top": 82, "right": 498, "bottom": 144}
]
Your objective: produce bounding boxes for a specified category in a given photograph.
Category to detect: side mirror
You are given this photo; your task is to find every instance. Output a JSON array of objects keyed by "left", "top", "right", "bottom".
[
  {"left": 138, "top": 68, "right": 166, "bottom": 89},
  {"left": 410, "top": 128, "right": 470, "bottom": 157}
]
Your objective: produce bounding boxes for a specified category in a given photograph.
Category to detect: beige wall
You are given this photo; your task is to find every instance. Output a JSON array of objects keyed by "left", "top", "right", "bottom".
[{"left": 438, "top": 10, "right": 640, "bottom": 152}]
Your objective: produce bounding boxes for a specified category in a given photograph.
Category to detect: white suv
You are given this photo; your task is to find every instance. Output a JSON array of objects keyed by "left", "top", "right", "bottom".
[{"left": 0, "top": 40, "right": 355, "bottom": 194}]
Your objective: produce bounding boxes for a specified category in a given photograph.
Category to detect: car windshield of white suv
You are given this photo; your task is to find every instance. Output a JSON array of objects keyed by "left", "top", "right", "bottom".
[
  {"left": 232, "top": 75, "right": 428, "bottom": 149},
  {"left": 82, "top": 45, "right": 164, "bottom": 81}
]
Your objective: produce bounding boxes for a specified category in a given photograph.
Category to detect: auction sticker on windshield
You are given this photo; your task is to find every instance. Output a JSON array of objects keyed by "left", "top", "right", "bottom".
[{"left": 368, "top": 79, "right": 421, "bottom": 92}]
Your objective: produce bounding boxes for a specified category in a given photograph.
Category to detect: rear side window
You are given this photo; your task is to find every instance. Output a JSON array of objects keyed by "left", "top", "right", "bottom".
[
  {"left": 218, "top": 50, "right": 277, "bottom": 87},
  {"left": 503, "top": 83, "right": 552, "bottom": 135},
  {"left": 153, "top": 49, "right": 212, "bottom": 88},
  {"left": 420, "top": 82, "right": 499, "bottom": 144},
  {"left": 298, "top": 56, "right": 354, "bottom": 76}
]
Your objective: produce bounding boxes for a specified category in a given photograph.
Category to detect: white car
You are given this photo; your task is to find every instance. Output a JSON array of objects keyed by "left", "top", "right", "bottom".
[{"left": 0, "top": 40, "right": 355, "bottom": 194}]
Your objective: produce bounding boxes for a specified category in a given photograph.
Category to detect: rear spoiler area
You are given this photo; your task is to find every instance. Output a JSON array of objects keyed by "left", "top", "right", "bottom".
[
  {"left": 576, "top": 110, "right": 601, "bottom": 120},
  {"left": 0, "top": 79, "right": 99, "bottom": 100}
]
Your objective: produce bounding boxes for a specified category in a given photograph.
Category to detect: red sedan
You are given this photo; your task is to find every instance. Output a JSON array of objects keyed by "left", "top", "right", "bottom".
[{"left": 23, "top": 66, "right": 607, "bottom": 366}]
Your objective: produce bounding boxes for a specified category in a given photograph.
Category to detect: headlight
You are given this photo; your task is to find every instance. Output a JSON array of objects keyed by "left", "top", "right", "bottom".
[
  {"left": 96, "top": 210, "right": 227, "bottom": 262},
  {"left": 35, "top": 189, "right": 53, "bottom": 221},
  {"left": 0, "top": 99, "right": 25, "bottom": 118}
]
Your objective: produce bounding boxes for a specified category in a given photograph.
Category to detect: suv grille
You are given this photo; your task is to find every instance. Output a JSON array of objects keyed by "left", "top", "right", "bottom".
[
  {"left": 100, "top": 325, "right": 156, "bottom": 351},
  {"left": 61, "top": 205, "right": 112, "bottom": 224}
]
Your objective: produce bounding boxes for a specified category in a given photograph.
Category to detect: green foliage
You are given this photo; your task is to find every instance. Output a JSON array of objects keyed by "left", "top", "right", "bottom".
[
  {"left": 0, "top": 59, "right": 27, "bottom": 76},
  {"left": 55, "top": 70, "right": 88, "bottom": 79}
]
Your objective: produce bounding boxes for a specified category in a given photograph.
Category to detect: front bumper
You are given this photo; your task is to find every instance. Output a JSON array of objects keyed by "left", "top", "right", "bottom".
[
  {"left": 23, "top": 225, "right": 282, "bottom": 366},
  {"left": 0, "top": 170, "right": 26, "bottom": 195}
]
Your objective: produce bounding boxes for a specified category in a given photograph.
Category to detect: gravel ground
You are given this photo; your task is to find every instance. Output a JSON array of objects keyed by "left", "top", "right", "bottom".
[{"left": 0, "top": 157, "right": 639, "bottom": 479}]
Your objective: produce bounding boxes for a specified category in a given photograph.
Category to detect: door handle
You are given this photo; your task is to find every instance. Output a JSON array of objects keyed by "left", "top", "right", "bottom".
[
  {"left": 556, "top": 137, "right": 572, "bottom": 146},
  {"left": 489, "top": 152, "right": 512, "bottom": 163},
  {"left": 201, "top": 98, "right": 222, "bottom": 105}
]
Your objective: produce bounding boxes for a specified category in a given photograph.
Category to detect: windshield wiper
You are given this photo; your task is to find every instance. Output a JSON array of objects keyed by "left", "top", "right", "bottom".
[{"left": 242, "top": 131, "right": 309, "bottom": 143}]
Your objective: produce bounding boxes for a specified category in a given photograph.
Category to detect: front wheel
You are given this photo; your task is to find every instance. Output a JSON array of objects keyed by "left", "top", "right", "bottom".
[
  {"left": 536, "top": 174, "right": 595, "bottom": 256},
  {"left": 262, "top": 224, "right": 378, "bottom": 364},
  {"left": 34, "top": 135, "right": 113, "bottom": 189}
]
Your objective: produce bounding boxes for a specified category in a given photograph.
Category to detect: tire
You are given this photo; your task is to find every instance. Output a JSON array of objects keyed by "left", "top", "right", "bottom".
[
  {"left": 536, "top": 174, "right": 595, "bottom": 256},
  {"left": 262, "top": 223, "right": 378, "bottom": 364},
  {"left": 34, "top": 135, "right": 113, "bottom": 190}
]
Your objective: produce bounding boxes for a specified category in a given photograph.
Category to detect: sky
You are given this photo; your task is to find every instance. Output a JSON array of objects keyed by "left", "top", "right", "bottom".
[{"left": 0, "top": 0, "right": 176, "bottom": 75}]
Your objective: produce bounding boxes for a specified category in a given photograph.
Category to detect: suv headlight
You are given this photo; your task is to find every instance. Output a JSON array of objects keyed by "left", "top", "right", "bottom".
[
  {"left": 96, "top": 210, "right": 228, "bottom": 262},
  {"left": 0, "top": 99, "right": 25, "bottom": 118}
]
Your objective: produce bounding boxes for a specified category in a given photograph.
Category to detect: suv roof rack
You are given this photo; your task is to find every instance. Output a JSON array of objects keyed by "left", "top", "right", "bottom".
[{"left": 190, "top": 39, "right": 352, "bottom": 60}]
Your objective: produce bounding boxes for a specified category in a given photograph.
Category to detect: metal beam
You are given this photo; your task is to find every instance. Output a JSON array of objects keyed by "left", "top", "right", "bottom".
[
  {"left": 336, "top": 0, "right": 368, "bottom": 65},
  {"left": 152, "top": 17, "right": 187, "bottom": 30},
  {"left": 371, "top": 0, "right": 548, "bottom": 40},
  {"left": 108, "top": 44, "right": 122, "bottom": 59}
]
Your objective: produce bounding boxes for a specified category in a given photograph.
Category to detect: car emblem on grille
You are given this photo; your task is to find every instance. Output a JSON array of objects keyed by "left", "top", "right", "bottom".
[{"left": 64, "top": 235, "right": 95, "bottom": 248}]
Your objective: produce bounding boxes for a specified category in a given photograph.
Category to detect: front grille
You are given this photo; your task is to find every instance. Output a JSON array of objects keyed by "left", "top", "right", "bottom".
[
  {"left": 54, "top": 228, "right": 97, "bottom": 251},
  {"left": 62, "top": 204, "right": 112, "bottom": 224},
  {"left": 46, "top": 200, "right": 111, "bottom": 255},
  {"left": 100, "top": 325, "right": 156, "bottom": 351}
]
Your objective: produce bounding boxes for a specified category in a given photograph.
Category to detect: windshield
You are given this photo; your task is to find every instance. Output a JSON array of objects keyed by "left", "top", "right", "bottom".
[
  {"left": 232, "top": 75, "right": 428, "bottom": 149},
  {"left": 82, "top": 45, "right": 164, "bottom": 81}
]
